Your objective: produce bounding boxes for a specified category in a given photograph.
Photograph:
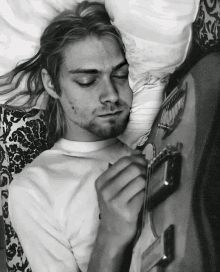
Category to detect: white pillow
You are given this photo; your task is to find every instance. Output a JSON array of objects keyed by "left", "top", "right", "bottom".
[
  {"left": 105, "top": 0, "right": 200, "bottom": 148},
  {"left": 0, "top": 0, "right": 103, "bottom": 75},
  {"left": 0, "top": 0, "right": 199, "bottom": 149}
]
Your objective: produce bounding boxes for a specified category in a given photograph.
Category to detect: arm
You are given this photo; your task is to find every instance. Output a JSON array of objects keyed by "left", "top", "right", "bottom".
[
  {"left": 88, "top": 155, "right": 148, "bottom": 272},
  {"left": 88, "top": 225, "right": 134, "bottom": 272},
  {"left": 8, "top": 181, "right": 79, "bottom": 272}
]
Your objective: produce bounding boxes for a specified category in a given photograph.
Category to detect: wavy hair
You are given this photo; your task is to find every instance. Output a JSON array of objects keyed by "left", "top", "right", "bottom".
[{"left": 0, "top": 1, "right": 124, "bottom": 142}]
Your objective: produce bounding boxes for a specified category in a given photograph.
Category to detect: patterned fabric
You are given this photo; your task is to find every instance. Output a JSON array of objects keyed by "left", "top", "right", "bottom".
[
  {"left": 193, "top": 0, "right": 220, "bottom": 52},
  {"left": 0, "top": 106, "right": 54, "bottom": 272}
]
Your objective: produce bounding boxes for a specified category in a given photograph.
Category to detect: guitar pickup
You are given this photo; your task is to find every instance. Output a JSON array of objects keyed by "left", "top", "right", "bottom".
[
  {"left": 141, "top": 225, "right": 175, "bottom": 272},
  {"left": 147, "top": 145, "right": 182, "bottom": 210}
]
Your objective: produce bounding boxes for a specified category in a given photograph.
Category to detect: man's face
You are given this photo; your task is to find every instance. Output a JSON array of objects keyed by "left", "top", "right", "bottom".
[{"left": 58, "top": 35, "right": 132, "bottom": 141}]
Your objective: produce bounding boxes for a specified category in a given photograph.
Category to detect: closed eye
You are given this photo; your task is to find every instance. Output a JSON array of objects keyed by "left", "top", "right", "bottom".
[
  {"left": 113, "top": 74, "right": 129, "bottom": 80},
  {"left": 76, "top": 80, "right": 96, "bottom": 87},
  {"left": 116, "top": 75, "right": 128, "bottom": 78}
]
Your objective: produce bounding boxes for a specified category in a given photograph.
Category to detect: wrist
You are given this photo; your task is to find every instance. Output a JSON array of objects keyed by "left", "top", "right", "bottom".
[
  {"left": 99, "top": 224, "right": 133, "bottom": 241},
  {"left": 88, "top": 225, "right": 134, "bottom": 272},
  {"left": 97, "top": 225, "right": 133, "bottom": 257}
]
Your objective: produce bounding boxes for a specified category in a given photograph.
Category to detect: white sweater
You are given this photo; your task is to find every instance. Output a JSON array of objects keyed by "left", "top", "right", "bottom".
[{"left": 9, "top": 138, "right": 136, "bottom": 272}]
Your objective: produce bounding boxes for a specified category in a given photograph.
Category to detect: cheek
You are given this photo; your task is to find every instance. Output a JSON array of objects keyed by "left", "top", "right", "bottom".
[
  {"left": 129, "top": 89, "right": 133, "bottom": 105},
  {"left": 60, "top": 91, "right": 74, "bottom": 110},
  {"left": 122, "top": 85, "right": 133, "bottom": 106},
  {"left": 60, "top": 89, "right": 90, "bottom": 115},
  {"left": 59, "top": 87, "right": 78, "bottom": 114},
  {"left": 67, "top": 97, "right": 75, "bottom": 109},
  {"left": 59, "top": 81, "right": 78, "bottom": 109}
]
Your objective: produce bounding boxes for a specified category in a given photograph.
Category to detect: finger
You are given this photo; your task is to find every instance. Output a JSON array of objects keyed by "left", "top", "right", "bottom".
[
  {"left": 102, "top": 163, "right": 147, "bottom": 201},
  {"left": 128, "top": 189, "right": 145, "bottom": 217},
  {"left": 96, "top": 154, "right": 148, "bottom": 191},
  {"left": 115, "top": 175, "right": 146, "bottom": 204}
]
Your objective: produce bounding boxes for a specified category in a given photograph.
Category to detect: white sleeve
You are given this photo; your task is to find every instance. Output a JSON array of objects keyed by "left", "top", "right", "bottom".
[
  {"left": 105, "top": 0, "right": 200, "bottom": 148},
  {"left": 69, "top": 205, "right": 100, "bottom": 272},
  {"left": 9, "top": 183, "right": 80, "bottom": 272}
]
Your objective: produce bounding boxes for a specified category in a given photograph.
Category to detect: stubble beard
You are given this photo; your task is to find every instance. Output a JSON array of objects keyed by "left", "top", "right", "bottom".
[
  {"left": 84, "top": 113, "right": 130, "bottom": 139},
  {"left": 69, "top": 101, "right": 131, "bottom": 140}
]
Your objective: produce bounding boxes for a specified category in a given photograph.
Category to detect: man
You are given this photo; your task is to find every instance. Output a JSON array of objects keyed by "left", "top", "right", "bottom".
[{"left": 7, "top": 2, "right": 147, "bottom": 271}]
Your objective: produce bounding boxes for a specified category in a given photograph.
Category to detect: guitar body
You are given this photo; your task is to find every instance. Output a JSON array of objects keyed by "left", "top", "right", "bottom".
[{"left": 130, "top": 53, "right": 220, "bottom": 272}]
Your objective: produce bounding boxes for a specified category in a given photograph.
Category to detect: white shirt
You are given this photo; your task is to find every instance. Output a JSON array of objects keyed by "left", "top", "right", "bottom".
[{"left": 9, "top": 138, "right": 136, "bottom": 272}]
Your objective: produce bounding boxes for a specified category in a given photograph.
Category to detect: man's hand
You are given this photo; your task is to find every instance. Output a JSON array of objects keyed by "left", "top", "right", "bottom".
[
  {"left": 95, "top": 154, "right": 148, "bottom": 243},
  {"left": 88, "top": 155, "right": 147, "bottom": 272}
]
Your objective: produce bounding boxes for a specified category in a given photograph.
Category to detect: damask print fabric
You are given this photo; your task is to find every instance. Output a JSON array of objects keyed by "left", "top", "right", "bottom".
[
  {"left": 0, "top": 107, "right": 54, "bottom": 271},
  {"left": 194, "top": 0, "right": 220, "bottom": 52}
]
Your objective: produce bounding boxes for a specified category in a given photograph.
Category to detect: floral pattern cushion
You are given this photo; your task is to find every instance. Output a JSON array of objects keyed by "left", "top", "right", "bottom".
[
  {"left": 0, "top": 106, "right": 54, "bottom": 272},
  {"left": 193, "top": 0, "right": 220, "bottom": 52}
]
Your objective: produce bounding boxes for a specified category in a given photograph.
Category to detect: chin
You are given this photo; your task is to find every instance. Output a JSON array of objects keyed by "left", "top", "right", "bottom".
[
  {"left": 94, "top": 121, "right": 128, "bottom": 139},
  {"left": 81, "top": 114, "right": 129, "bottom": 140}
]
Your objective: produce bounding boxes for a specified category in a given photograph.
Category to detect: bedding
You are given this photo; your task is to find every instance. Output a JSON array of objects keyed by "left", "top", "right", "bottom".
[
  {"left": 0, "top": 0, "right": 104, "bottom": 75},
  {"left": 194, "top": 0, "right": 220, "bottom": 52},
  {"left": 0, "top": 107, "right": 53, "bottom": 272},
  {"left": 106, "top": 0, "right": 200, "bottom": 148}
]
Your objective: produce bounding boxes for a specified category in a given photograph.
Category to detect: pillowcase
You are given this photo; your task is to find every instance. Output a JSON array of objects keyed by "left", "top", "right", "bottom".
[
  {"left": 105, "top": 0, "right": 200, "bottom": 148},
  {"left": 0, "top": 0, "right": 104, "bottom": 75}
]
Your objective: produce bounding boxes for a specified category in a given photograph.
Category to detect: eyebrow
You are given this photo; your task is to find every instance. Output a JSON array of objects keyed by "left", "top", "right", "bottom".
[{"left": 68, "top": 59, "right": 128, "bottom": 75}]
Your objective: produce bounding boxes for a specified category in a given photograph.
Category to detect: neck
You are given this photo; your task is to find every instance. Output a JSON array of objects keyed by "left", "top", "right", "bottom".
[{"left": 64, "top": 126, "right": 106, "bottom": 142}]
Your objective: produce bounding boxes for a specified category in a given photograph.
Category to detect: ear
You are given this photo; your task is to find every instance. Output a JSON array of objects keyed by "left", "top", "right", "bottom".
[{"left": 41, "top": 68, "right": 59, "bottom": 99}]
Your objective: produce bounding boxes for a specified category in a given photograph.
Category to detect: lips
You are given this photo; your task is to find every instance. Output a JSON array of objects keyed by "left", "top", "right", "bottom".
[{"left": 99, "top": 111, "right": 122, "bottom": 117}]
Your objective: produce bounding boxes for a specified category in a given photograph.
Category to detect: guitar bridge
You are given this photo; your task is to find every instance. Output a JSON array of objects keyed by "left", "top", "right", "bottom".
[
  {"left": 147, "top": 144, "right": 182, "bottom": 210},
  {"left": 141, "top": 225, "right": 175, "bottom": 272}
]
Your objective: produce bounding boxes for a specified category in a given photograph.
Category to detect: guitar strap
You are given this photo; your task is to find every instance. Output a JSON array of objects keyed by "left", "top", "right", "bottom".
[{"left": 190, "top": 52, "right": 220, "bottom": 272}]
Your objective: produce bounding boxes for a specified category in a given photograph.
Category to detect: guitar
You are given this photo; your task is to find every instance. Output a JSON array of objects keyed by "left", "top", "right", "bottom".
[{"left": 129, "top": 53, "right": 220, "bottom": 272}]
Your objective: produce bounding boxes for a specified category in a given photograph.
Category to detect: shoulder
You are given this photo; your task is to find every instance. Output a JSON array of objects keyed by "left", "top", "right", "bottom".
[
  {"left": 8, "top": 149, "right": 62, "bottom": 229},
  {"left": 9, "top": 148, "right": 63, "bottom": 202}
]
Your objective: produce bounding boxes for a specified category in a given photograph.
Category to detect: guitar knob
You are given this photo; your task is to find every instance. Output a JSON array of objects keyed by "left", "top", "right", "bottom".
[{"left": 142, "top": 143, "right": 155, "bottom": 161}]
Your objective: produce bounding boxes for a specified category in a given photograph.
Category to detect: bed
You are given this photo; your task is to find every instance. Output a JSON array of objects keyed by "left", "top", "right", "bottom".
[{"left": 1, "top": 0, "right": 218, "bottom": 271}]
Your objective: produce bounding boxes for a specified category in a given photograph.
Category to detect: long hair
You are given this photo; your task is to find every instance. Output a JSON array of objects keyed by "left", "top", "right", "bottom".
[{"left": 0, "top": 1, "right": 124, "bottom": 142}]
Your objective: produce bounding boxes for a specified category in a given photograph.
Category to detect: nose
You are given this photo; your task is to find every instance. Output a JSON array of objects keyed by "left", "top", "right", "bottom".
[{"left": 100, "top": 77, "right": 119, "bottom": 104}]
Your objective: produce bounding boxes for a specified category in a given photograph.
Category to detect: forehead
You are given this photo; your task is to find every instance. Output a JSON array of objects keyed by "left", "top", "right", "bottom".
[{"left": 61, "top": 36, "right": 125, "bottom": 72}]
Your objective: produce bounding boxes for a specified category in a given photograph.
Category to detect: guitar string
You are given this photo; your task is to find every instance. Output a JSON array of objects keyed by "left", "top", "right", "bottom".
[
  {"left": 148, "top": 159, "right": 160, "bottom": 239},
  {"left": 140, "top": 87, "right": 179, "bottom": 240},
  {"left": 147, "top": 90, "right": 176, "bottom": 239},
  {"left": 141, "top": 161, "right": 150, "bottom": 231},
  {"left": 138, "top": 86, "right": 183, "bottom": 268},
  {"left": 148, "top": 102, "right": 168, "bottom": 239}
]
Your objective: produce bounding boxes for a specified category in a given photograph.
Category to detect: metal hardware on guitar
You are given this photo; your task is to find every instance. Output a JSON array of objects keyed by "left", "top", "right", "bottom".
[
  {"left": 158, "top": 83, "right": 187, "bottom": 140},
  {"left": 141, "top": 225, "right": 174, "bottom": 272},
  {"left": 147, "top": 144, "right": 182, "bottom": 211}
]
